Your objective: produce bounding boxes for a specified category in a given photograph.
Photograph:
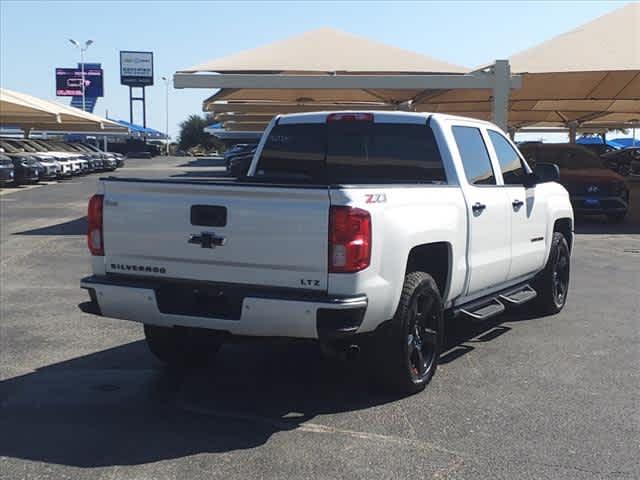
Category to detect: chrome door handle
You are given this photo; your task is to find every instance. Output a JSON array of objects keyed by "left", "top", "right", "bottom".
[
  {"left": 512, "top": 199, "right": 524, "bottom": 208},
  {"left": 472, "top": 202, "right": 486, "bottom": 213}
]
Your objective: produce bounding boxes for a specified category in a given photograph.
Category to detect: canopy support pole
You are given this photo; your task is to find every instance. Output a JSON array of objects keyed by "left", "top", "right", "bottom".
[
  {"left": 492, "top": 60, "right": 510, "bottom": 132},
  {"left": 568, "top": 122, "right": 578, "bottom": 143}
]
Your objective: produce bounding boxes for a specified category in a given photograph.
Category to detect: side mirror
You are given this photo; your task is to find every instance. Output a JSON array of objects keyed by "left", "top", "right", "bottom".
[{"left": 533, "top": 162, "right": 560, "bottom": 184}]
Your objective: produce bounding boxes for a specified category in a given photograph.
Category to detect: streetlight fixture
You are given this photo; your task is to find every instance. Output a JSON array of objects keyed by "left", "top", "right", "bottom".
[
  {"left": 161, "top": 76, "right": 170, "bottom": 156},
  {"left": 68, "top": 39, "right": 94, "bottom": 112}
]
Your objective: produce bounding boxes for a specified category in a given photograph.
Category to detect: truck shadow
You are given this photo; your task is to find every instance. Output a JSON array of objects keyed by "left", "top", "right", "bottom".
[
  {"left": 0, "top": 339, "right": 393, "bottom": 467},
  {"left": 0, "top": 307, "right": 538, "bottom": 468},
  {"left": 13, "top": 216, "right": 87, "bottom": 236},
  {"left": 439, "top": 306, "right": 538, "bottom": 364}
]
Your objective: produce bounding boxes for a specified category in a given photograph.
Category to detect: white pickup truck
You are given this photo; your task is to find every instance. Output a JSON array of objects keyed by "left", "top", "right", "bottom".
[{"left": 81, "top": 112, "right": 573, "bottom": 394}]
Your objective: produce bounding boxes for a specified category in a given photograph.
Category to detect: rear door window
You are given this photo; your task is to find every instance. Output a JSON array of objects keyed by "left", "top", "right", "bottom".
[
  {"left": 452, "top": 126, "right": 496, "bottom": 185},
  {"left": 326, "top": 122, "right": 446, "bottom": 184}
]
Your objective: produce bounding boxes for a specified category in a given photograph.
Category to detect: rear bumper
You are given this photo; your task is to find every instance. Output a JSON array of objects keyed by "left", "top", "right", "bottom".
[{"left": 80, "top": 275, "right": 367, "bottom": 340}]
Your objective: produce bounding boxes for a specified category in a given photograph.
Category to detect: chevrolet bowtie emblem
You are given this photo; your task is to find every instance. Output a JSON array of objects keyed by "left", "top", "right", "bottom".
[{"left": 188, "top": 232, "right": 227, "bottom": 249}]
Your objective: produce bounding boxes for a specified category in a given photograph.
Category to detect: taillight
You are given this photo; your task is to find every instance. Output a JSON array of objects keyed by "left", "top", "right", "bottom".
[
  {"left": 329, "top": 206, "right": 371, "bottom": 273},
  {"left": 87, "top": 194, "right": 104, "bottom": 256},
  {"left": 326, "top": 112, "right": 374, "bottom": 123}
]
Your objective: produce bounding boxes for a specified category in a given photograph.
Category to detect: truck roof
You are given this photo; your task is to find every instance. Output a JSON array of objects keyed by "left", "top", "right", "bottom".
[{"left": 275, "top": 110, "right": 498, "bottom": 128}]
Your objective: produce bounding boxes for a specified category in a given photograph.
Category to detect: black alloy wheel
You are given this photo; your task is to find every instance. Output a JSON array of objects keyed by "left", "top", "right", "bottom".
[
  {"left": 550, "top": 242, "right": 570, "bottom": 308},
  {"left": 406, "top": 291, "right": 439, "bottom": 382},
  {"left": 377, "top": 272, "right": 443, "bottom": 395},
  {"left": 533, "top": 232, "right": 571, "bottom": 315}
]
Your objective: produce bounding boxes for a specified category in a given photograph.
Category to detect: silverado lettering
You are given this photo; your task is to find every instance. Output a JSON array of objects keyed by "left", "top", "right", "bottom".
[{"left": 110, "top": 264, "right": 166, "bottom": 274}]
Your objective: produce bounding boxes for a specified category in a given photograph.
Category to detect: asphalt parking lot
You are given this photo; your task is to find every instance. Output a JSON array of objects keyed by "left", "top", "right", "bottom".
[{"left": 1, "top": 156, "right": 639, "bottom": 480}]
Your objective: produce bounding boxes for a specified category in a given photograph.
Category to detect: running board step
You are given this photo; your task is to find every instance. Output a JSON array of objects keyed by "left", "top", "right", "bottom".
[
  {"left": 458, "top": 298, "right": 505, "bottom": 321},
  {"left": 499, "top": 284, "right": 537, "bottom": 305}
]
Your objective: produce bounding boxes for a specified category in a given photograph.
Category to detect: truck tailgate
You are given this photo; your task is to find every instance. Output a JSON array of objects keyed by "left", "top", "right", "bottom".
[{"left": 102, "top": 180, "right": 330, "bottom": 291}]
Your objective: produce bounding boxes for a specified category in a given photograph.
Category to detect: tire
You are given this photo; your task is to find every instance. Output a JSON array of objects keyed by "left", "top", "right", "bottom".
[
  {"left": 532, "top": 232, "right": 571, "bottom": 315},
  {"left": 375, "top": 272, "right": 444, "bottom": 395},
  {"left": 607, "top": 212, "right": 626, "bottom": 223},
  {"left": 144, "top": 324, "right": 222, "bottom": 368}
]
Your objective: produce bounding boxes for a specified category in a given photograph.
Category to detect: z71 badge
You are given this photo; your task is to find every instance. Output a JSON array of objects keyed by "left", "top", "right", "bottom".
[{"left": 365, "top": 193, "right": 387, "bottom": 204}]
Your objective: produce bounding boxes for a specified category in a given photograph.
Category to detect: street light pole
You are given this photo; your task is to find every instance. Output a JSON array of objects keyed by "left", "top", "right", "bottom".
[
  {"left": 161, "top": 76, "right": 170, "bottom": 156},
  {"left": 68, "top": 39, "right": 93, "bottom": 112},
  {"left": 80, "top": 47, "right": 85, "bottom": 111}
]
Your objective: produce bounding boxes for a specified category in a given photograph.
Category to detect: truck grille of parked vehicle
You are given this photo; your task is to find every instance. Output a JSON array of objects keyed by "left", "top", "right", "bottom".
[{"left": 0, "top": 137, "right": 122, "bottom": 186}]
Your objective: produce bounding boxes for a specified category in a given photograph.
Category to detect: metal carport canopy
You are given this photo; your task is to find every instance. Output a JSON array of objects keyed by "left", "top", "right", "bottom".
[
  {"left": 416, "top": 3, "right": 640, "bottom": 133},
  {"left": 173, "top": 27, "right": 522, "bottom": 130},
  {"left": 0, "top": 88, "right": 128, "bottom": 134}
]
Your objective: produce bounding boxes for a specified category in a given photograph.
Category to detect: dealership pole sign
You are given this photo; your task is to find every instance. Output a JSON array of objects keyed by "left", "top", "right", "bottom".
[
  {"left": 120, "top": 50, "right": 153, "bottom": 129},
  {"left": 56, "top": 67, "right": 104, "bottom": 97},
  {"left": 120, "top": 51, "right": 154, "bottom": 86}
]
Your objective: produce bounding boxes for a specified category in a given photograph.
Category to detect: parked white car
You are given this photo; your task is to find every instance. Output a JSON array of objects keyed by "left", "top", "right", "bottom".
[
  {"left": 0, "top": 139, "right": 60, "bottom": 179},
  {"left": 81, "top": 112, "right": 573, "bottom": 394},
  {"left": 20, "top": 139, "right": 78, "bottom": 177}
]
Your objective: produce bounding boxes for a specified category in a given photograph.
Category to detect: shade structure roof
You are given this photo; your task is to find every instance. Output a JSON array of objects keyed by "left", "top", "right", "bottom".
[
  {"left": 181, "top": 27, "right": 470, "bottom": 112},
  {"left": 509, "top": 3, "right": 639, "bottom": 74},
  {"left": 0, "top": 88, "right": 127, "bottom": 132},
  {"left": 186, "top": 6, "right": 638, "bottom": 132},
  {"left": 418, "top": 3, "right": 640, "bottom": 128},
  {"left": 205, "top": 100, "right": 396, "bottom": 114},
  {"left": 204, "top": 6, "right": 639, "bottom": 130},
  {"left": 182, "top": 27, "right": 467, "bottom": 75}
]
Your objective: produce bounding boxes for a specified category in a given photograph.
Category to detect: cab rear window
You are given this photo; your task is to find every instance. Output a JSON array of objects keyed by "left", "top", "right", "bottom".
[{"left": 254, "top": 120, "right": 446, "bottom": 185}]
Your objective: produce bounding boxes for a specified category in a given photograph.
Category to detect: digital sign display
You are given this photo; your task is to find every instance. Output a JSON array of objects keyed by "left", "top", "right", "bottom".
[
  {"left": 120, "top": 51, "right": 154, "bottom": 86},
  {"left": 55, "top": 67, "right": 104, "bottom": 97}
]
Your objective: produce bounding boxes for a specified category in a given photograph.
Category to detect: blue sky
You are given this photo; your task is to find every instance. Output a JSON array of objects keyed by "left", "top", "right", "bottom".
[{"left": 0, "top": 1, "right": 631, "bottom": 139}]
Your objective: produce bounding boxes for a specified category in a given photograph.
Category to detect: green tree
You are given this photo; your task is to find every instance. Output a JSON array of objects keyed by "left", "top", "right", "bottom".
[{"left": 178, "top": 114, "right": 221, "bottom": 150}]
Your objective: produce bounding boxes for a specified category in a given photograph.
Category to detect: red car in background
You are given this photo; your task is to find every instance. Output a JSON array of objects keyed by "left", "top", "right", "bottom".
[
  {"left": 601, "top": 147, "right": 640, "bottom": 177},
  {"left": 519, "top": 143, "right": 630, "bottom": 223}
]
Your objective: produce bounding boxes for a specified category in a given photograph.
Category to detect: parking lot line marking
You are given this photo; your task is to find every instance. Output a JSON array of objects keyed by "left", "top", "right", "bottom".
[
  {"left": 178, "top": 401, "right": 473, "bottom": 460},
  {"left": 0, "top": 184, "right": 43, "bottom": 196}
]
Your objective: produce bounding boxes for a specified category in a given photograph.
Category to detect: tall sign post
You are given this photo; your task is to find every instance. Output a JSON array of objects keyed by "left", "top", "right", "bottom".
[
  {"left": 119, "top": 51, "right": 154, "bottom": 131},
  {"left": 68, "top": 39, "right": 93, "bottom": 111}
]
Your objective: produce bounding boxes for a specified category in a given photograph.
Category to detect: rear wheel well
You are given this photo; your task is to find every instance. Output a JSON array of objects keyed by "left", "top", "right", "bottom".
[
  {"left": 553, "top": 218, "right": 573, "bottom": 251},
  {"left": 405, "top": 242, "right": 450, "bottom": 298}
]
